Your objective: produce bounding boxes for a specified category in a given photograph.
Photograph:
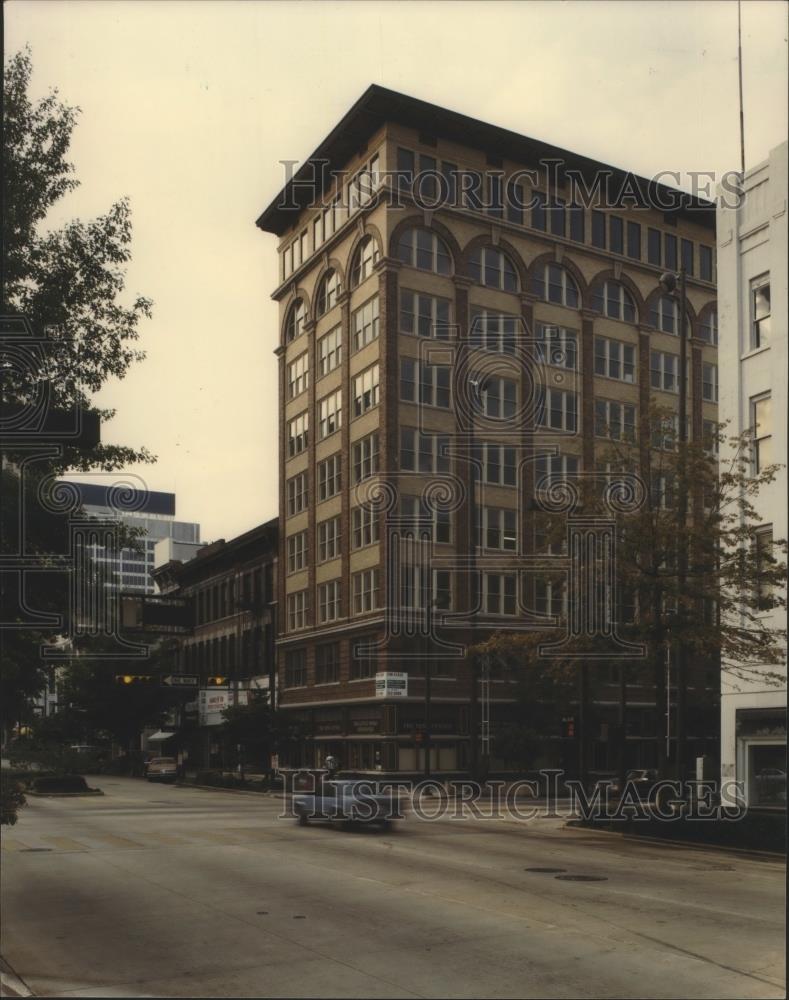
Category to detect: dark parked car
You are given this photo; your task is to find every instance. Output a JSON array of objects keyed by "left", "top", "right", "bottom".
[
  {"left": 293, "top": 779, "right": 399, "bottom": 829},
  {"left": 594, "top": 769, "right": 661, "bottom": 805}
]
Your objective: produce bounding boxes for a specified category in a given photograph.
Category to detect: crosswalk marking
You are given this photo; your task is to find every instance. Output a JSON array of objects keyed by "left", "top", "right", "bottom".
[
  {"left": 0, "top": 840, "right": 30, "bottom": 852},
  {"left": 90, "top": 833, "right": 145, "bottom": 849}
]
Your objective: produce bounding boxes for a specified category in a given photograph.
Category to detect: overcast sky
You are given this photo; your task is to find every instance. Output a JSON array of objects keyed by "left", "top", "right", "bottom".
[{"left": 5, "top": 0, "right": 788, "bottom": 543}]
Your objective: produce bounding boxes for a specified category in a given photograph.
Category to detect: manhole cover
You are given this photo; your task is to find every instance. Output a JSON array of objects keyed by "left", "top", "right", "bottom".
[
  {"left": 555, "top": 874, "right": 608, "bottom": 882},
  {"left": 525, "top": 867, "right": 567, "bottom": 873},
  {"left": 21, "top": 848, "right": 52, "bottom": 853}
]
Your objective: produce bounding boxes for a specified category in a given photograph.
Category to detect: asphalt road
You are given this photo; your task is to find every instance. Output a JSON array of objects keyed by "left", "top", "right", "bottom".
[{"left": 1, "top": 777, "right": 784, "bottom": 999}]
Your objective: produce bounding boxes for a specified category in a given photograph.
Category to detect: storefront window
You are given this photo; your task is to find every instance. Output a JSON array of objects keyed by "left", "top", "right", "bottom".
[{"left": 748, "top": 744, "right": 786, "bottom": 807}]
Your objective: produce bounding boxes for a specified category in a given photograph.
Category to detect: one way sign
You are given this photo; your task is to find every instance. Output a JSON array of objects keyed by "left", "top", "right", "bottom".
[{"left": 161, "top": 674, "right": 199, "bottom": 687}]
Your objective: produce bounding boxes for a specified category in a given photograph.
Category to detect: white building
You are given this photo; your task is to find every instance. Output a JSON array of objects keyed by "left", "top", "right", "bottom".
[{"left": 717, "top": 141, "right": 787, "bottom": 808}]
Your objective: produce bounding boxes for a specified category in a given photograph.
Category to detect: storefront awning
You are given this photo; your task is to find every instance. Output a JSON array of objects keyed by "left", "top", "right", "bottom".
[{"left": 148, "top": 730, "right": 175, "bottom": 741}]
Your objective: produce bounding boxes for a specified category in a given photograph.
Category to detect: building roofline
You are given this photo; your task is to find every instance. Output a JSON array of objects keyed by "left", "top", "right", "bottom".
[{"left": 255, "top": 84, "right": 716, "bottom": 237}]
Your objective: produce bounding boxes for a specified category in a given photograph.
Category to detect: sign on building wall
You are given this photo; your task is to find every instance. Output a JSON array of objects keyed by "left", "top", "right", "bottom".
[
  {"left": 198, "top": 688, "right": 248, "bottom": 726},
  {"left": 375, "top": 672, "right": 408, "bottom": 698}
]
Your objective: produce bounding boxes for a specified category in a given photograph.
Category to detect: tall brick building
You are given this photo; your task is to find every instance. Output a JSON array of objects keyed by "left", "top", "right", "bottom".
[{"left": 256, "top": 87, "right": 719, "bottom": 777}]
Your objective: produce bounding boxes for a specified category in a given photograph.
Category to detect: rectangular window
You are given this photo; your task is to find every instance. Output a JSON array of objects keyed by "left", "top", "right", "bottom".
[
  {"left": 287, "top": 471, "right": 308, "bottom": 516},
  {"left": 433, "top": 570, "right": 452, "bottom": 612},
  {"left": 315, "top": 643, "right": 340, "bottom": 685},
  {"left": 549, "top": 198, "right": 566, "bottom": 237},
  {"left": 664, "top": 233, "right": 677, "bottom": 271},
  {"left": 287, "top": 591, "right": 308, "bottom": 632},
  {"left": 472, "top": 442, "right": 517, "bottom": 487},
  {"left": 478, "top": 507, "right": 518, "bottom": 551},
  {"left": 609, "top": 215, "right": 624, "bottom": 254},
  {"left": 535, "top": 578, "right": 567, "bottom": 618},
  {"left": 702, "top": 362, "right": 718, "bottom": 403},
  {"left": 699, "top": 245, "right": 713, "bottom": 282},
  {"left": 647, "top": 227, "right": 662, "bottom": 266},
  {"left": 442, "top": 161, "right": 458, "bottom": 206},
  {"left": 399, "top": 429, "right": 450, "bottom": 474},
  {"left": 318, "top": 326, "right": 342, "bottom": 377},
  {"left": 317, "top": 516, "right": 341, "bottom": 562},
  {"left": 287, "top": 412, "right": 308, "bottom": 456},
  {"left": 287, "top": 352, "right": 309, "bottom": 399},
  {"left": 287, "top": 531, "right": 308, "bottom": 573},
  {"left": 400, "top": 358, "right": 451, "bottom": 408},
  {"left": 752, "top": 394, "right": 772, "bottom": 472},
  {"left": 506, "top": 179, "right": 524, "bottom": 225},
  {"left": 397, "top": 147, "right": 415, "bottom": 192},
  {"left": 352, "top": 569, "right": 380, "bottom": 615},
  {"left": 703, "top": 419, "right": 719, "bottom": 457},
  {"left": 313, "top": 216, "right": 323, "bottom": 251},
  {"left": 350, "top": 643, "right": 376, "bottom": 679},
  {"left": 317, "top": 454, "right": 341, "bottom": 501},
  {"left": 591, "top": 210, "right": 607, "bottom": 249},
  {"left": 353, "top": 363, "right": 380, "bottom": 416},
  {"left": 650, "top": 350, "right": 679, "bottom": 393},
  {"left": 754, "top": 526, "right": 774, "bottom": 604},
  {"left": 318, "top": 389, "right": 342, "bottom": 440},
  {"left": 531, "top": 190, "right": 546, "bottom": 231},
  {"left": 352, "top": 504, "right": 380, "bottom": 549},
  {"left": 536, "top": 388, "right": 578, "bottom": 431},
  {"left": 594, "top": 399, "right": 636, "bottom": 440},
  {"left": 470, "top": 309, "right": 519, "bottom": 354},
  {"left": 536, "top": 324, "right": 578, "bottom": 369},
  {"left": 352, "top": 296, "right": 380, "bottom": 351},
  {"left": 626, "top": 221, "right": 641, "bottom": 260},
  {"left": 284, "top": 648, "right": 306, "bottom": 687},
  {"left": 353, "top": 433, "right": 379, "bottom": 483},
  {"left": 488, "top": 173, "right": 503, "bottom": 218},
  {"left": 595, "top": 336, "right": 636, "bottom": 383},
  {"left": 750, "top": 275, "right": 771, "bottom": 349},
  {"left": 569, "top": 203, "right": 585, "bottom": 243},
  {"left": 400, "top": 290, "right": 451, "bottom": 339},
  {"left": 400, "top": 496, "right": 451, "bottom": 543},
  {"left": 318, "top": 580, "right": 341, "bottom": 623},
  {"left": 681, "top": 238, "right": 694, "bottom": 276},
  {"left": 481, "top": 573, "right": 517, "bottom": 616},
  {"left": 479, "top": 376, "right": 517, "bottom": 419}
]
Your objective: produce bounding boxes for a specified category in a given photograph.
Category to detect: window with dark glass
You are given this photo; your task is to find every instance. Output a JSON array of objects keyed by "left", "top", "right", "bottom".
[
  {"left": 627, "top": 221, "right": 641, "bottom": 260},
  {"left": 609, "top": 215, "right": 624, "bottom": 254},
  {"left": 506, "top": 180, "right": 524, "bottom": 224},
  {"left": 397, "top": 147, "right": 414, "bottom": 192},
  {"left": 664, "top": 233, "right": 677, "bottom": 271},
  {"left": 550, "top": 198, "right": 565, "bottom": 237},
  {"left": 647, "top": 228, "right": 661, "bottom": 266},
  {"left": 699, "top": 245, "right": 713, "bottom": 282},
  {"left": 531, "top": 190, "right": 546, "bottom": 231},
  {"left": 569, "top": 203, "right": 584, "bottom": 242},
  {"left": 591, "top": 210, "right": 607, "bottom": 249},
  {"left": 315, "top": 644, "right": 340, "bottom": 685},
  {"left": 681, "top": 238, "right": 694, "bottom": 276},
  {"left": 488, "top": 174, "right": 503, "bottom": 218}
]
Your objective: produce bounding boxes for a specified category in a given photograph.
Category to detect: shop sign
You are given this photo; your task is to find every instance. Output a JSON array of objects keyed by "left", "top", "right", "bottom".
[
  {"left": 199, "top": 688, "right": 247, "bottom": 726},
  {"left": 375, "top": 671, "right": 408, "bottom": 698}
]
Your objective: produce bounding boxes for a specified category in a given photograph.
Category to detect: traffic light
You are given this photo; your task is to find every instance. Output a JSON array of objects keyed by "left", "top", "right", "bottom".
[
  {"left": 115, "top": 675, "right": 157, "bottom": 686},
  {"left": 562, "top": 716, "right": 576, "bottom": 739},
  {"left": 205, "top": 676, "right": 228, "bottom": 687}
]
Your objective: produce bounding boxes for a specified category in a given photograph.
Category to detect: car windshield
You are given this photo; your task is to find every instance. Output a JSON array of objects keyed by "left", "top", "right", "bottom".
[{"left": 152, "top": 758, "right": 176, "bottom": 765}]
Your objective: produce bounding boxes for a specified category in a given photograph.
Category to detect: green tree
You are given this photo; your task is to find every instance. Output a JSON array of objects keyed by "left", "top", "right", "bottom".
[
  {"left": 220, "top": 694, "right": 275, "bottom": 775},
  {"left": 1, "top": 48, "right": 155, "bottom": 730},
  {"left": 473, "top": 411, "right": 787, "bottom": 781}
]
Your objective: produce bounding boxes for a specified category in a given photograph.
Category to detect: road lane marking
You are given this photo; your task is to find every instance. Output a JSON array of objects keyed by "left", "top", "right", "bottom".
[
  {"left": 0, "top": 840, "right": 31, "bottom": 852},
  {"left": 41, "top": 836, "right": 87, "bottom": 852},
  {"left": 89, "top": 834, "right": 146, "bottom": 849}
]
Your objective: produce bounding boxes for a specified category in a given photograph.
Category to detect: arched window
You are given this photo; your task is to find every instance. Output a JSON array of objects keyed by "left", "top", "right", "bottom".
[
  {"left": 396, "top": 228, "right": 452, "bottom": 275},
  {"left": 699, "top": 307, "right": 718, "bottom": 345},
  {"left": 530, "top": 263, "right": 579, "bottom": 308},
  {"left": 469, "top": 247, "right": 518, "bottom": 292},
  {"left": 316, "top": 269, "right": 341, "bottom": 317},
  {"left": 285, "top": 299, "right": 306, "bottom": 343},
  {"left": 648, "top": 294, "right": 691, "bottom": 336},
  {"left": 591, "top": 281, "right": 637, "bottom": 323},
  {"left": 350, "top": 236, "right": 380, "bottom": 287}
]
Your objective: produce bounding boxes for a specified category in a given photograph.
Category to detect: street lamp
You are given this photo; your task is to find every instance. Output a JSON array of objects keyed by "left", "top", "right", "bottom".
[{"left": 658, "top": 267, "right": 689, "bottom": 783}]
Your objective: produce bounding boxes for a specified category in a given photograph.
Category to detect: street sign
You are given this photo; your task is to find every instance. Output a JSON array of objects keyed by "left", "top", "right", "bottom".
[
  {"left": 375, "top": 671, "right": 408, "bottom": 698},
  {"left": 161, "top": 674, "right": 199, "bottom": 687}
]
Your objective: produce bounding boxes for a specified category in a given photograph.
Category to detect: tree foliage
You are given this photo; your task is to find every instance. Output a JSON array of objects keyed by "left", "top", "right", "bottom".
[{"left": 1, "top": 48, "right": 155, "bottom": 728}]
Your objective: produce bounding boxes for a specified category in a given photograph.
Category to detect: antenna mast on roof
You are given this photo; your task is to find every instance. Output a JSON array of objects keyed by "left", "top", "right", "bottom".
[{"left": 738, "top": 0, "right": 746, "bottom": 178}]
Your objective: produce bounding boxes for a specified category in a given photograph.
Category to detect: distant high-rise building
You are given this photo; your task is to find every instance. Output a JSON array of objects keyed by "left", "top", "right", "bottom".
[{"left": 61, "top": 481, "right": 201, "bottom": 595}]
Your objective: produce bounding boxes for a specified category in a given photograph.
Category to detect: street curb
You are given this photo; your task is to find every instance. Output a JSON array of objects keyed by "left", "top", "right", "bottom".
[
  {"left": 180, "top": 783, "right": 272, "bottom": 797},
  {"left": 566, "top": 821, "right": 786, "bottom": 861},
  {"left": 24, "top": 790, "right": 103, "bottom": 798}
]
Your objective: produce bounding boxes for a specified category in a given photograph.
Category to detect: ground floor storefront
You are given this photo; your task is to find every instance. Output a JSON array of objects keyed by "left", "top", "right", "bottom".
[{"left": 721, "top": 689, "right": 787, "bottom": 808}]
